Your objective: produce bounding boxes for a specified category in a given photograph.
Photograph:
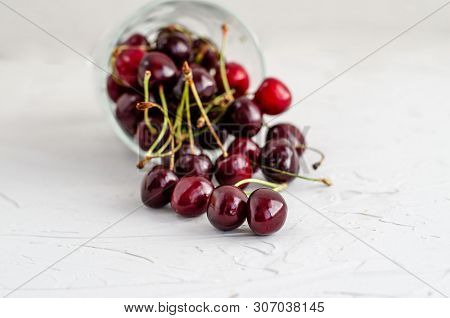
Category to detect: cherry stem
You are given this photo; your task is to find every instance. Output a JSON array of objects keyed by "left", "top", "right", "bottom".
[
  {"left": 147, "top": 85, "right": 169, "bottom": 156},
  {"left": 234, "top": 178, "right": 288, "bottom": 192},
  {"left": 219, "top": 24, "right": 233, "bottom": 101},
  {"left": 306, "top": 146, "right": 325, "bottom": 170},
  {"left": 260, "top": 164, "right": 332, "bottom": 186},
  {"left": 143, "top": 71, "right": 157, "bottom": 135},
  {"left": 183, "top": 62, "right": 228, "bottom": 157},
  {"left": 183, "top": 81, "right": 195, "bottom": 153}
]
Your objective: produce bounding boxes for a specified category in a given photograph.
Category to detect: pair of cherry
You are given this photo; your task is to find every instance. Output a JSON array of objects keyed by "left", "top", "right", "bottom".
[{"left": 141, "top": 168, "right": 287, "bottom": 236}]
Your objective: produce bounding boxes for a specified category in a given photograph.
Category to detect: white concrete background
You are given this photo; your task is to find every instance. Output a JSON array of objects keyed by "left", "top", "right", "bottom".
[{"left": 0, "top": 0, "right": 449, "bottom": 297}]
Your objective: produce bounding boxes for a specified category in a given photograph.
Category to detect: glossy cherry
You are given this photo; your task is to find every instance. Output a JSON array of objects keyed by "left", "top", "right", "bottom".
[
  {"left": 141, "top": 165, "right": 179, "bottom": 209},
  {"left": 161, "top": 142, "right": 202, "bottom": 167},
  {"left": 138, "top": 52, "right": 178, "bottom": 87},
  {"left": 223, "top": 97, "right": 262, "bottom": 137},
  {"left": 207, "top": 185, "right": 248, "bottom": 231},
  {"left": 114, "top": 48, "right": 145, "bottom": 87},
  {"left": 171, "top": 176, "right": 214, "bottom": 217},
  {"left": 247, "top": 188, "right": 287, "bottom": 235},
  {"left": 192, "top": 38, "right": 219, "bottom": 70},
  {"left": 122, "top": 33, "right": 149, "bottom": 47},
  {"left": 174, "top": 154, "right": 213, "bottom": 179},
  {"left": 107, "top": 75, "right": 131, "bottom": 102},
  {"left": 267, "top": 123, "right": 306, "bottom": 155},
  {"left": 115, "top": 93, "right": 143, "bottom": 135},
  {"left": 197, "top": 124, "right": 228, "bottom": 150},
  {"left": 214, "top": 153, "right": 253, "bottom": 188},
  {"left": 259, "top": 138, "right": 299, "bottom": 183},
  {"left": 254, "top": 77, "right": 292, "bottom": 115},
  {"left": 216, "top": 62, "right": 249, "bottom": 97},
  {"left": 173, "top": 66, "right": 217, "bottom": 101},
  {"left": 156, "top": 31, "right": 192, "bottom": 66},
  {"left": 228, "top": 137, "right": 261, "bottom": 171}
]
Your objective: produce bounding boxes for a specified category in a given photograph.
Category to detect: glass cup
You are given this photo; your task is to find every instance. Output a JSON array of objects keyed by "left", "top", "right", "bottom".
[{"left": 94, "top": 0, "right": 265, "bottom": 154}]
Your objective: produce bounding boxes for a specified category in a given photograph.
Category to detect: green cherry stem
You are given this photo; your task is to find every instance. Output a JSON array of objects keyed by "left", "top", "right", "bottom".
[
  {"left": 143, "top": 71, "right": 156, "bottom": 135},
  {"left": 261, "top": 164, "right": 332, "bottom": 186},
  {"left": 183, "top": 81, "right": 195, "bottom": 153},
  {"left": 234, "top": 178, "right": 288, "bottom": 192},
  {"left": 147, "top": 85, "right": 169, "bottom": 156},
  {"left": 219, "top": 24, "right": 233, "bottom": 101},
  {"left": 183, "top": 62, "right": 228, "bottom": 157}
]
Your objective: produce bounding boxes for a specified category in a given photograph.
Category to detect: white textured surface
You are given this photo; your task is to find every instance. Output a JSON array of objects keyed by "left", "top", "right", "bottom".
[{"left": 1, "top": 0, "right": 450, "bottom": 297}]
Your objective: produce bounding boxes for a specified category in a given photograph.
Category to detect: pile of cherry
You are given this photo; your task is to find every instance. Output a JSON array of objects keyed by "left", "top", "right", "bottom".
[{"left": 106, "top": 24, "right": 331, "bottom": 235}]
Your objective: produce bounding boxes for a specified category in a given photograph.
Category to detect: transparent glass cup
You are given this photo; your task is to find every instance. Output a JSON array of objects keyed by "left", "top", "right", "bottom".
[{"left": 94, "top": 0, "right": 265, "bottom": 154}]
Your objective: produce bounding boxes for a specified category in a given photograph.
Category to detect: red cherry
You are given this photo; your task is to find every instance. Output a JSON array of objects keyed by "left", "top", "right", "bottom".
[
  {"left": 138, "top": 52, "right": 178, "bottom": 87},
  {"left": 107, "top": 75, "right": 131, "bottom": 102},
  {"left": 254, "top": 78, "right": 292, "bottom": 115},
  {"left": 207, "top": 185, "right": 248, "bottom": 231},
  {"left": 174, "top": 154, "right": 213, "bottom": 180},
  {"left": 247, "top": 188, "right": 287, "bottom": 235},
  {"left": 173, "top": 66, "right": 217, "bottom": 101},
  {"left": 192, "top": 38, "right": 219, "bottom": 71},
  {"left": 161, "top": 142, "right": 202, "bottom": 168},
  {"left": 197, "top": 124, "right": 228, "bottom": 150},
  {"left": 259, "top": 138, "right": 299, "bottom": 183},
  {"left": 141, "top": 165, "right": 179, "bottom": 209},
  {"left": 215, "top": 62, "right": 250, "bottom": 97},
  {"left": 122, "top": 33, "right": 149, "bottom": 47},
  {"left": 267, "top": 123, "right": 306, "bottom": 155},
  {"left": 114, "top": 48, "right": 145, "bottom": 87},
  {"left": 215, "top": 153, "right": 253, "bottom": 188},
  {"left": 223, "top": 97, "right": 262, "bottom": 137},
  {"left": 171, "top": 176, "right": 214, "bottom": 217},
  {"left": 227, "top": 137, "right": 261, "bottom": 171},
  {"left": 115, "top": 93, "right": 143, "bottom": 135},
  {"left": 156, "top": 31, "right": 192, "bottom": 66}
]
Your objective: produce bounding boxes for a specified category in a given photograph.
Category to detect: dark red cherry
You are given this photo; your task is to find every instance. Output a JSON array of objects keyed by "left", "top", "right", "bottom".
[
  {"left": 197, "top": 124, "right": 228, "bottom": 150},
  {"left": 161, "top": 142, "right": 202, "bottom": 168},
  {"left": 259, "top": 138, "right": 299, "bottom": 183},
  {"left": 192, "top": 38, "right": 219, "bottom": 71},
  {"left": 114, "top": 48, "right": 145, "bottom": 87},
  {"left": 215, "top": 62, "right": 249, "bottom": 97},
  {"left": 122, "top": 33, "right": 149, "bottom": 47},
  {"left": 115, "top": 93, "right": 143, "bottom": 135},
  {"left": 215, "top": 153, "right": 253, "bottom": 188},
  {"left": 267, "top": 123, "right": 306, "bottom": 155},
  {"left": 174, "top": 154, "right": 213, "bottom": 179},
  {"left": 136, "top": 117, "right": 169, "bottom": 151},
  {"left": 156, "top": 31, "right": 192, "bottom": 66},
  {"left": 254, "top": 77, "right": 292, "bottom": 115},
  {"left": 207, "top": 185, "right": 248, "bottom": 231},
  {"left": 171, "top": 176, "right": 214, "bottom": 217},
  {"left": 228, "top": 137, "right": 261, "bottom": 171},
  {"left": 223, "top": 97, "right": 262, "bottom": 137},
  {"left": 141, "top": 165, "right": 179, "bottom": 209},
  {"left": 107, "top": 75, "right": 131, "bottom": 102},
  {"left": 138, "top": 52, "right": 178, "bottom": 87},
  {"left": 173, "top": 66, "right": 217, "bottom": 101},
  {"left": 247, "top": 188, "right": 287, "bottom": 235}
]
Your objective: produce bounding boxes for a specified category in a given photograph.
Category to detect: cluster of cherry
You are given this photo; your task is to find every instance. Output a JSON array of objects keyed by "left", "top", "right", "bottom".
[{"left": 106, "top": 24, "right": 330, "bottom": 235}]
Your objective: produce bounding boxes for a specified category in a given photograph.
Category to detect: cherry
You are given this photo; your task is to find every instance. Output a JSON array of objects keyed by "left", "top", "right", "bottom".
[
  {"left": 115, "top": 93, "right": 143, "bottom": 135},
  {"left": 141, "top": 165, "right": 179, "bottom": 208},
  {"left": 138, "top": 52, "right": 178, "bottom": 87},
  {"left": 107, "top": 75, "right": 131, "bottom": 102},
  {"left": 136, "top": 117, "right": 169, "bottom": 151},
  {"left": 223, "top": 97, "right": 262, "bottom": 137},
  {"left": 207, "top": 185, "right": 248, "bottom": 231},
  {"left": 161, "top": 142, "right": 202, "bottom": 168},
  {"left": 173, "top": 66, "right": 217, "bottom": 101},
  {"left": 122, "top": 33, "right": 149, "bottom": 47},
  {"left": 171, "top": 176, "right": 214, "bottom": 217},
  {"left": 254, "top": 77, "right": 292, "bottom": 115},
  {"left": 156, "top": 31, "right": 192, "bottom": 66},
  {"left": 196, "top": 124, "right": 228, "bottom": 150},
  {"left": 114, "top": 48, "right": 145, "bottom": 87},
  {"left": 247, "top": 188, "right": 287, "bottom": 235},
  {"left": 174, "top": 154, "right": 213, "bottom": 179},
  {"left": 214, "top": 153, "right": 253, "bottom": 188},
  {"left": 228, "top": 137, "right": 261, "bottom": 171},
  {"left": 192, "top": 38, "right": 219, "bottom": 71},
  {"left": 267, "top": 123, "right": 306, "bottom": 155},
  {"left": 259, "top": 138, "right": 299, "bottom": 183},
  {"left": 215, "top": 62, "right": 249, "bottom": 97}
]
